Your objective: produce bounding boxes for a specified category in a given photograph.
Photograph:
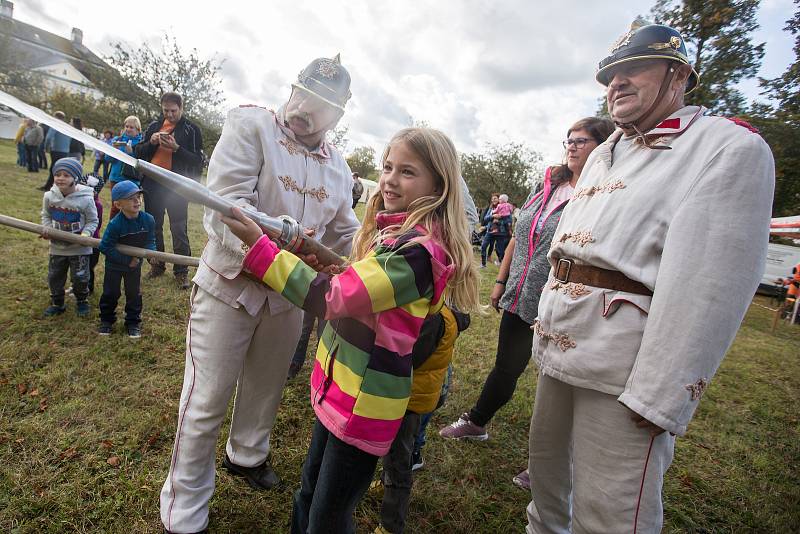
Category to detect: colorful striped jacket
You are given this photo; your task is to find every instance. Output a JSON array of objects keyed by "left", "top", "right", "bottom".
[{"left": 243, "top": 211, "right": 454, "bottom": 456}]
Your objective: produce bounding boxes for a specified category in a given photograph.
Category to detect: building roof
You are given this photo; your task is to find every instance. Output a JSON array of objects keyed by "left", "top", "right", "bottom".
[{"left": 0, "top": 15, "right": 108, "bottom": 82}]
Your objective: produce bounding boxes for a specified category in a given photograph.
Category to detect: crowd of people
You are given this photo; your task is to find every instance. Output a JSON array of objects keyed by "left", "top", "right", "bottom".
[{"left": 22, "top": 19, "right": 777, "bottom": 534}]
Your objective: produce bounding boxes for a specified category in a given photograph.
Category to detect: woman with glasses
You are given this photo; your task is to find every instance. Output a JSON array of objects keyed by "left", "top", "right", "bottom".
[{"left": 439, "top": 117, "right": 614, "bottom": 488}]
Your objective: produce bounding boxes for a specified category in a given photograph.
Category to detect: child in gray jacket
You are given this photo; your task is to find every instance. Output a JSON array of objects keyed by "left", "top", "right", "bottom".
[{"left": 41, "top": 158, "right": 98, "bottom": 317}]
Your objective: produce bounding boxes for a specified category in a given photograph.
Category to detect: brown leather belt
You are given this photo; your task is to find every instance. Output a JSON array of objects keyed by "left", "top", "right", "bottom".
[{"left": 554, "top": 258, "right": 653, "bottom": 296}]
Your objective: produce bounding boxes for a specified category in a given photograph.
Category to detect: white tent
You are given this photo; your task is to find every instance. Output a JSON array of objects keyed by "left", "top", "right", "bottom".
[
  {"left": 0, "top": 106, "right": 23, "bottom": 139},
  {"left": 356, "top": 177, "right": 378, "bottom": 204}
]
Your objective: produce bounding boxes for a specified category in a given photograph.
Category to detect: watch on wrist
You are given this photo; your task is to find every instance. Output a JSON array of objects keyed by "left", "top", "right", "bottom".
[{"left": 495, "top": 279, "right": 507, "bottom": 285}]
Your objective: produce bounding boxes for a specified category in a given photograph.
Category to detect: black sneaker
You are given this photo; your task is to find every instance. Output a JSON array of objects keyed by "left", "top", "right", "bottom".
[
  {"left": 127, "top": 324, "right": 142, "bottom": 339},
  {"left": 287, "top": 361, "right": 303, "bottom": 380},
  {"left": 76, "top": 301, "right": 90, "bottom": 317},
  {"left": 44, "top": 304, "right": 67, "bottom": 317},
  {"left": 222, "top": 452, "right": 280, "bottom": 490},
  {"left": 411, "top": 449, "right": 424, "bottom": 472},
  {"left": 98, "top": 322, "right": 113, "bottom": 335}
]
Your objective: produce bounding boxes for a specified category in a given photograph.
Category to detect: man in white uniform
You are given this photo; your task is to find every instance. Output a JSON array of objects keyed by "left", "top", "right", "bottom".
[
  {"left": 161, "top": 55, "right": 361, "bottom": 534},
  {"left": 526, "top": 21, "right": 775, "bottom": 533}
]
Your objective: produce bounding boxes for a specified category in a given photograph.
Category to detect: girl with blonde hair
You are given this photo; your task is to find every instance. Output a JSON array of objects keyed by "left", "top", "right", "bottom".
[{"left": 220, "top": 127, "right": 479, "bottom": 533}]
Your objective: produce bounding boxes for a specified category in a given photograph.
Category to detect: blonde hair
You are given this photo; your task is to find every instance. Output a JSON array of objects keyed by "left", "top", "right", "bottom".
[
  {"left": 351, "top": 128, "right": 481, "bottom": 313},
  {"left": 123, "top": 116, "right": 141, "bottom": 131}
]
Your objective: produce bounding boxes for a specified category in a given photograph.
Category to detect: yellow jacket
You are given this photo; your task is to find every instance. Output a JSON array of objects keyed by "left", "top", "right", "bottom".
[
  {"left": 408, "top": 306, "right": 459, "bottom": 414},
  {"left": 14, "top": 122, "right": 26, "bottom": 144}
]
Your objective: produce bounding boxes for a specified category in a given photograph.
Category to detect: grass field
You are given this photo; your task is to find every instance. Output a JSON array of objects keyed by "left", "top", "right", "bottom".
[{"left": 0, "top": 138, "right": 798, "bottom": 533}]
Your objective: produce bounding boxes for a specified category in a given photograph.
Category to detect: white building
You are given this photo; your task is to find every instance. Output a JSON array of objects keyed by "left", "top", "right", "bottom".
[{"left": 0, "top": 0, "right": 108, "bottom": 137}]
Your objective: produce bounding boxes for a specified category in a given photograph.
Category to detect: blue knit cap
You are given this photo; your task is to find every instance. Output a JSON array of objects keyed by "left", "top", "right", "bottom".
[
  {"left": 111, "top": 180, "right": 143, "bottom": 201},
  {"left": 52, "top": 158, "right": 84, "bottom": 183}
]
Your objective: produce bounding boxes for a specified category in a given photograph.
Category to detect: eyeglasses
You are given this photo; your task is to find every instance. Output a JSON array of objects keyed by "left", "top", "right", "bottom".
[{"left": 563, "top": 137, "right": 592, "bottom": 149}]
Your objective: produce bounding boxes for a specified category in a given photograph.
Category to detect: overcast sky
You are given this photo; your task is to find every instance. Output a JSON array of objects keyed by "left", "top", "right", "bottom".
[{"left": 13, "top": 0, "right": 795, "bottom": 164}]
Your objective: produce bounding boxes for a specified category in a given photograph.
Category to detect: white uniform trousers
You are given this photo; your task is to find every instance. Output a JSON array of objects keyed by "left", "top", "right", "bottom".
[
  {"left": 526, "top": 373, "right": 675, "bottom": 534},
  {"left": 160, "top": 286, "right": 303, "bottom": 533}
]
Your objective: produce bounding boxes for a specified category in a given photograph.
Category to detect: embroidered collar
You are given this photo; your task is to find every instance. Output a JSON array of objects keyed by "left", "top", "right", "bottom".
[
  {"left": 595, "top": 105, "right": 706, "bottom": 167},
  {"left": 376, "top": 211, "right": 408, "bottom": 230},
  {"left": 645, "top": 105, "right": 705, "bottom": 137},
  {"left": 274, "top": 105, "right": 332, "bottom": 160}
]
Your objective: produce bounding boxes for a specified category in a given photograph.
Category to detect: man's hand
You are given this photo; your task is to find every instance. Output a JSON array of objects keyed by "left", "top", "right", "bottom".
[
  {"left": 629, "top": 410, "right": 666, "bottom": 437},
  {"left": 40, "top": 227, "right": 51, "bottom": 240},
  {"left": 129, "top": 257, "right": 140, "bottom": 268},
  {"left": 159, "top": 133, "right": 179, "bottom": 152},
  {"left": 220, "top": 207, "right": 264, "bottom": 247},
  {"left": 150, "top": 132, "right": 162, "bottom": 145}
]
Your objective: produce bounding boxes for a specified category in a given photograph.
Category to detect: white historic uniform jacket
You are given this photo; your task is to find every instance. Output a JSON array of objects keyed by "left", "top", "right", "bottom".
[
  {"left": 533, "top": 106, "right": 774, "bottom": 436},
  {"left": 194, "top": 106, "right": 361, "bottom": 316}
]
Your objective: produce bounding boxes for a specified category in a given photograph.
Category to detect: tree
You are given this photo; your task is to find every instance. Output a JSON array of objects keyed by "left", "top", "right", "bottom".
[
  {"left": 100, "top": 33, "right": 226, "bottom": 152},
  {"left": 346, "top": 146, "right": 379, "bottom": 181},
  {"left": 596, "top": 96, "right": 611, "bottom": 119},
  {"left": 759, "top": 0, "right": 799, "bottom": 118},
  {"left": 652, "top": 0, "right": 765, "bottom": 115},
  {"left": 745, "top": 0, "right": 800, "bottom": 217},
  {"left": 461, "top": 142, "right": 544, "bottom": 209},
  {"left": 327, "top": 124, "right": 349, "bottom": 152}
]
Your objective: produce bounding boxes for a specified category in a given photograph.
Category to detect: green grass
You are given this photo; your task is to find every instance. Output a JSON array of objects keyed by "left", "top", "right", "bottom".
[{"left": 1, "top": 138, "right": 798, "bottom": 532}]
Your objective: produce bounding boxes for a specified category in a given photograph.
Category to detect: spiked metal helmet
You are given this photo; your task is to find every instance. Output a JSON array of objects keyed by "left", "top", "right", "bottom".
[
  {"left": 292, "top": 54, "right": 352, "bottom": 112},
  {"left": 596, "top": 19, "right": 699, "bottom": 93}
]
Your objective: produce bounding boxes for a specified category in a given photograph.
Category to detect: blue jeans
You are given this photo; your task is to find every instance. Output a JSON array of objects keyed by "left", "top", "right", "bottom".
[
  {"left": 292, "top": 418, "right": 379, "bottom": 534},
  {"left": 481, "top": 233, "right": 510, "bottom": 265},
  {"left": 16, "top": 142, "right": 26, "bottom": 166}
]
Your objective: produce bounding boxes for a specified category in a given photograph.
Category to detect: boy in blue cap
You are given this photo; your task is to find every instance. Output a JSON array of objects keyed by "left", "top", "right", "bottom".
[
  {"left": 41, "top": 157, "right": 99, "bottom": 317},
  {"left": 98, "top": 180, "right": 156, "bottom": 338}
]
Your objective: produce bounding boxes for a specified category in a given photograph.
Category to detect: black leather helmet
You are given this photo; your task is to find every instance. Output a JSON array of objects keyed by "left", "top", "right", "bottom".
[
  {"left": 292, "top": 54, "right": 352, "bottom": 111},
  {"left": 596, "top": 19, "right": 699, "bottom": 93}
]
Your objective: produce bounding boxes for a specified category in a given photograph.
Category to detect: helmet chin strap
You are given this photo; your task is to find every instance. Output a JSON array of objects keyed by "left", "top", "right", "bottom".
[{"left": 613, "top": 64, "right": 678, "bottom": 150}]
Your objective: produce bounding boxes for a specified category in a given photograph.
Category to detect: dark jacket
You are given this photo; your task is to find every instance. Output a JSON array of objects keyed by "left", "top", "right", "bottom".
[
  {"left": 135, "top": 116, "right": 204, "bottom": 180},
  {"left": 99, "top": 211, "right": 157, "bottom": 271}
]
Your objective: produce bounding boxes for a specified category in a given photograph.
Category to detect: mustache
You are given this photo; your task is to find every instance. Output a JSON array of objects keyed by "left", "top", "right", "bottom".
[{"left": 286, "top": 111, "right": 312, "bottom": 128}]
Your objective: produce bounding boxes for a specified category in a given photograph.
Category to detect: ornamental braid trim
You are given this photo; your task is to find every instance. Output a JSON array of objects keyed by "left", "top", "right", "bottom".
[{"left": 533, "top": 319, "right": 577, "bottom": 352}]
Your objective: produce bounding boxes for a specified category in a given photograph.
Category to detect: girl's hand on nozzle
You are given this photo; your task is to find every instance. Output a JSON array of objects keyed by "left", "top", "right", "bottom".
[{"left": 220, "top": 207, "right": 264, "bottom": 247}]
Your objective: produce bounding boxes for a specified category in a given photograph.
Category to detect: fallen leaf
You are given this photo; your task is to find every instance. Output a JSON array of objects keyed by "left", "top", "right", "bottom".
[
  {"left": 15, "top": 296, "right": 26, "bottom": 302},
  {"left": 0, "top": 374, "right": 8, "bottom": 385},
  {"left": 15, "top": 438, "right": 25, "bottom": 444},
  {"left": 29, "top": 388, "right": 39, "bottom": 397},
  {"left": 100, "top": 440, "right": 113, "bottom": 449},
  {"left": 107, "top": 456, "right": 121, "bottom": 467},
  {"left": 58, "top": 447, "right": 78, "bottom": 461},
  {"left": 16, "top": 383, "right": 27, "bottom": 395},
  {"left": 38, "top": 398, "right": 48, "bottom": 412}
]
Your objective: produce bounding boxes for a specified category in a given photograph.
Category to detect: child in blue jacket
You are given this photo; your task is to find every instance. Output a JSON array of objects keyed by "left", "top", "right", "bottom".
[{"left": 98, "top": 180, "right": 155, "bottom": 338}]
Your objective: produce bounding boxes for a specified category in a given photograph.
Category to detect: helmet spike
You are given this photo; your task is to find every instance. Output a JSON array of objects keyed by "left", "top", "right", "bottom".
[{"left": 332, "top": 53, "right": 341, "bottom": 64}]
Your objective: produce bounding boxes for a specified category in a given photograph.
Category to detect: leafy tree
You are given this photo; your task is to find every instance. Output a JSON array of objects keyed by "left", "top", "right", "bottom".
[
  {"left": 346, "top": 146, "right": 379, "bottom": 181},
  {"left": 327, "top": 124, "right": 349, "bottom": 152},
  {"left": 596, "top": 96, "right": 611, "bottom": 119},
  {"left": 759, "top": 0, "right": 799, "bottom": 118},
  {"left": 746, "top": 0, "right": 800, "bottom": 217},
  {"left": 45, "top": 88, "right": 129, "bottom": 134},
  {"left": 652, "top": 0, "right": 765, "bottom": 114},
  {"left": 461, "top": 142, "right": 544, "bottom": 209},
  {"left": 99, "top": 33, "right": 225, "bottom": 152}
]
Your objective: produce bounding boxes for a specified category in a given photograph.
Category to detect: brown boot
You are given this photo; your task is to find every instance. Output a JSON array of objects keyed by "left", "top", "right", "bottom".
[
  {"left": 145, "top": 263, "right": 166, "bottom": 279},
  {"left": 175, "top": 272, "right": 190, "bottom": 290}
]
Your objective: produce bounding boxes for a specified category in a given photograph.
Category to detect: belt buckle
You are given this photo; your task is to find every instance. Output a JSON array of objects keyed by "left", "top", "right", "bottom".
[{"left": 555, "top": 258, "right": 573, "bottom": 284}]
